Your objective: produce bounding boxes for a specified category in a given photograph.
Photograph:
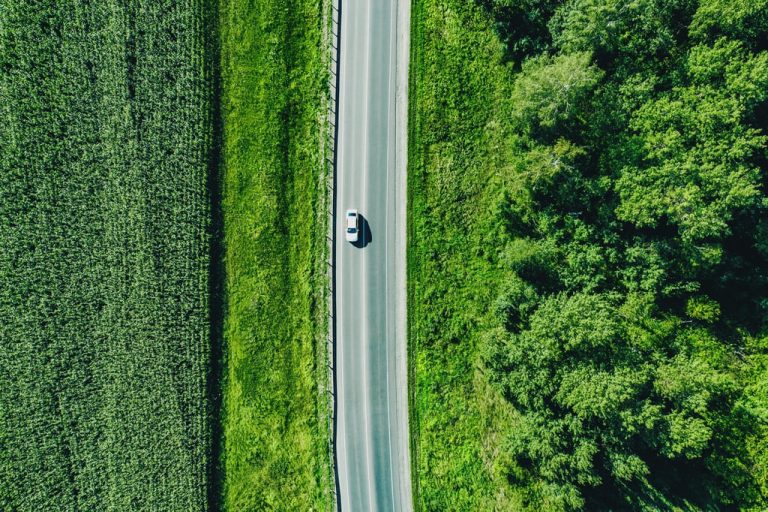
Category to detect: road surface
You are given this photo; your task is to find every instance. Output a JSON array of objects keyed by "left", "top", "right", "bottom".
[{"left": 334, "top": 0, "right": 412, "bottom": 510}]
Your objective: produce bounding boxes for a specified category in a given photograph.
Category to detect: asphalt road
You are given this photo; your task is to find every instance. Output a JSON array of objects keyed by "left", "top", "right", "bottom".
[{"left": 334, "top": 0, "right": 412, "bottom": 510}]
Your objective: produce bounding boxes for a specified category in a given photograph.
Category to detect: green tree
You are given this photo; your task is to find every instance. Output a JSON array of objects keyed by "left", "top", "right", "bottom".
[
  {"left": 486, "top": 292, "right": 760, "bottom": 509},
  {"left": 549, "top": 0, "right": 686, "bottom": 61},
  {"left": 615, "top": 86, "right": 765, "bottom": 242},
  {"left": 477, "top": 0, "right": 562, "bottom": 64},
  {"left": 690, "top": 0, "right": 768, "bottom": 43},
  {"left": 510, "top": 51, "right": 603, "bottom": 136},
  {"left": 615, "top": 40, "right": 768, "bottom": 243}
]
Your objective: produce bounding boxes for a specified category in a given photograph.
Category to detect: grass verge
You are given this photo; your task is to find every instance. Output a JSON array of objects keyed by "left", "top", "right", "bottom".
[
  {"left": 219, "top": 0, "right": 333, "bottom": 509},
  {"left": 407, "top": 1, "right": 525, "bottom": 510}
]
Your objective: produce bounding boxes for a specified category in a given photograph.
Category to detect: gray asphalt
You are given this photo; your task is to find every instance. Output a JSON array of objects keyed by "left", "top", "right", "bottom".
[{"left": 335, "top": 0, "right": 412, "bottom": 511}]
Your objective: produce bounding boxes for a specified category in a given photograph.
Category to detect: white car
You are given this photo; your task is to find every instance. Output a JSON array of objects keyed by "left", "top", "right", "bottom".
[{"left": 345, "top": 209, "right": 359, "bottom": 242}]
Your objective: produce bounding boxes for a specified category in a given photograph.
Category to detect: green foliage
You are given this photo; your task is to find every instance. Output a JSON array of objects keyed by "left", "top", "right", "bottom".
[
  {"left": 690, "top": 0, "right": 768, "bottom": 43},
  {"left": 494, "top": 274, "right": 540, "bottom": 331},
  {"left": 615, "top": 84, "right": 765, "bottom": 241},
  {"left": 612, "top": 36, "right": 768, "bottom": 244},
  {"left": 0, "top": 0, "right": 217, "bottom": 509},
  {"left": 515, "top": 140, "right": 587, "bottom": 192},
  {"left": 511, "top": 52, "right": 603, "bottom": 134},
  {"left": 476, "top": 0, "right": 561, "bottom": 64},
  {"left": 549, "top": 0, "right": 682, "bottom": 59},
  {"left": 486, "top": 291, "right": 759, "bottom": 508},
  {"left": 412, "top": 0, "right": 768, "bottom": 509},
  {"left": 686, "top": 296, "right": 720, "bottom": 322},
  {"left": 219, "top": 0, "right": 332, "bottom": 509},
  {"left": 736, "top": 333, "right": 768, "bottom": 499}
]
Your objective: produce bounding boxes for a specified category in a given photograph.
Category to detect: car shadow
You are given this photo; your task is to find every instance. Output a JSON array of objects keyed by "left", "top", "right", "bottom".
[{"left": 352, "top": 214, "right": 372, "bottom": 249}]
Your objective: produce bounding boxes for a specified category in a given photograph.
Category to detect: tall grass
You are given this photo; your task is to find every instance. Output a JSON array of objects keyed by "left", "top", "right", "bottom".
[
  {"left": 407, "top": 0, "right": 525, "bottom": 510},
  {"left": 219, "top": 0, "right": 333, "bottom": 509}
]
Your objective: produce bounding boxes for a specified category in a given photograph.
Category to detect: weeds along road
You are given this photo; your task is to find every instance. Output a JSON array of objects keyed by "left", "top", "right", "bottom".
[{"left": 334, "top": 0, "right": 412, "bottom": 510}]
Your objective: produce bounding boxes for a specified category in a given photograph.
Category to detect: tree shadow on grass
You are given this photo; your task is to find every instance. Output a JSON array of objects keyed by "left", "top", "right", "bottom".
[{"left": 474, "top": 0, "right": 558, "bottom": 67}]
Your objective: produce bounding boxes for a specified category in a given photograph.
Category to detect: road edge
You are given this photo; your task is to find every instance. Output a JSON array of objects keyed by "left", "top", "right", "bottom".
[{"left": 395, "top": 0, "right": 414, "bottom": 510}]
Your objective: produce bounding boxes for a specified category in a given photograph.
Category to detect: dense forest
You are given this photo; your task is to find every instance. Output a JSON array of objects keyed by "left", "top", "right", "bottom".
[{"left": 410, "top": 0, "right": 768, "bottom": 509}]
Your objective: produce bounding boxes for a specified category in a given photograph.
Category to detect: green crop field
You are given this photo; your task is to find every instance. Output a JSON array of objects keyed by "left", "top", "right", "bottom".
[
  {"left": 219, "top": 0, "right": 333, "bottom": 510},
  {"left": 0, "top": 0, "right": 218, "bottom": 509}
]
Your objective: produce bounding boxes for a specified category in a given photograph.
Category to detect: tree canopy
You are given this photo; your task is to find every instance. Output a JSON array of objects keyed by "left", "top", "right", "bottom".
[{"left": 481, "top": 0, "right": 768, "bottom": 508}]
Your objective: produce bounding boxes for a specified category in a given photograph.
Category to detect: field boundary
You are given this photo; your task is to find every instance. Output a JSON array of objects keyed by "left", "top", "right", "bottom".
[{"left": 205, "top": 0, "right": 226, "bottom": 507}]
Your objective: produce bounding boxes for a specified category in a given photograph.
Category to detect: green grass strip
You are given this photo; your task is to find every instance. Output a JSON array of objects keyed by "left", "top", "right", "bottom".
[
  {"left": 219, "top": 0, "right": 333, "bottom": 509},
  {"left": 407, "top": 0, "right": 526, "bottom": 510}
]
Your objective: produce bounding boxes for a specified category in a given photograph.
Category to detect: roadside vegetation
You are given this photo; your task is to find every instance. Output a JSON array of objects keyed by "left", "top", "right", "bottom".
[
  {"left": 409, "top": 0, "right": 768, "bottom": 509},
  {"left": 0, "top": 0, "right": 217, "bottom": 509},
  {"left": 219, "top": 0, "right": 333, "bottom": 509}
]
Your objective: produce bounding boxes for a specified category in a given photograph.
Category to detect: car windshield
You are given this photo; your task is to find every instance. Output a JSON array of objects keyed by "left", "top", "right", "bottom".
[{"left": 347, "top": 227, "right": 356, "bottom": 233}]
